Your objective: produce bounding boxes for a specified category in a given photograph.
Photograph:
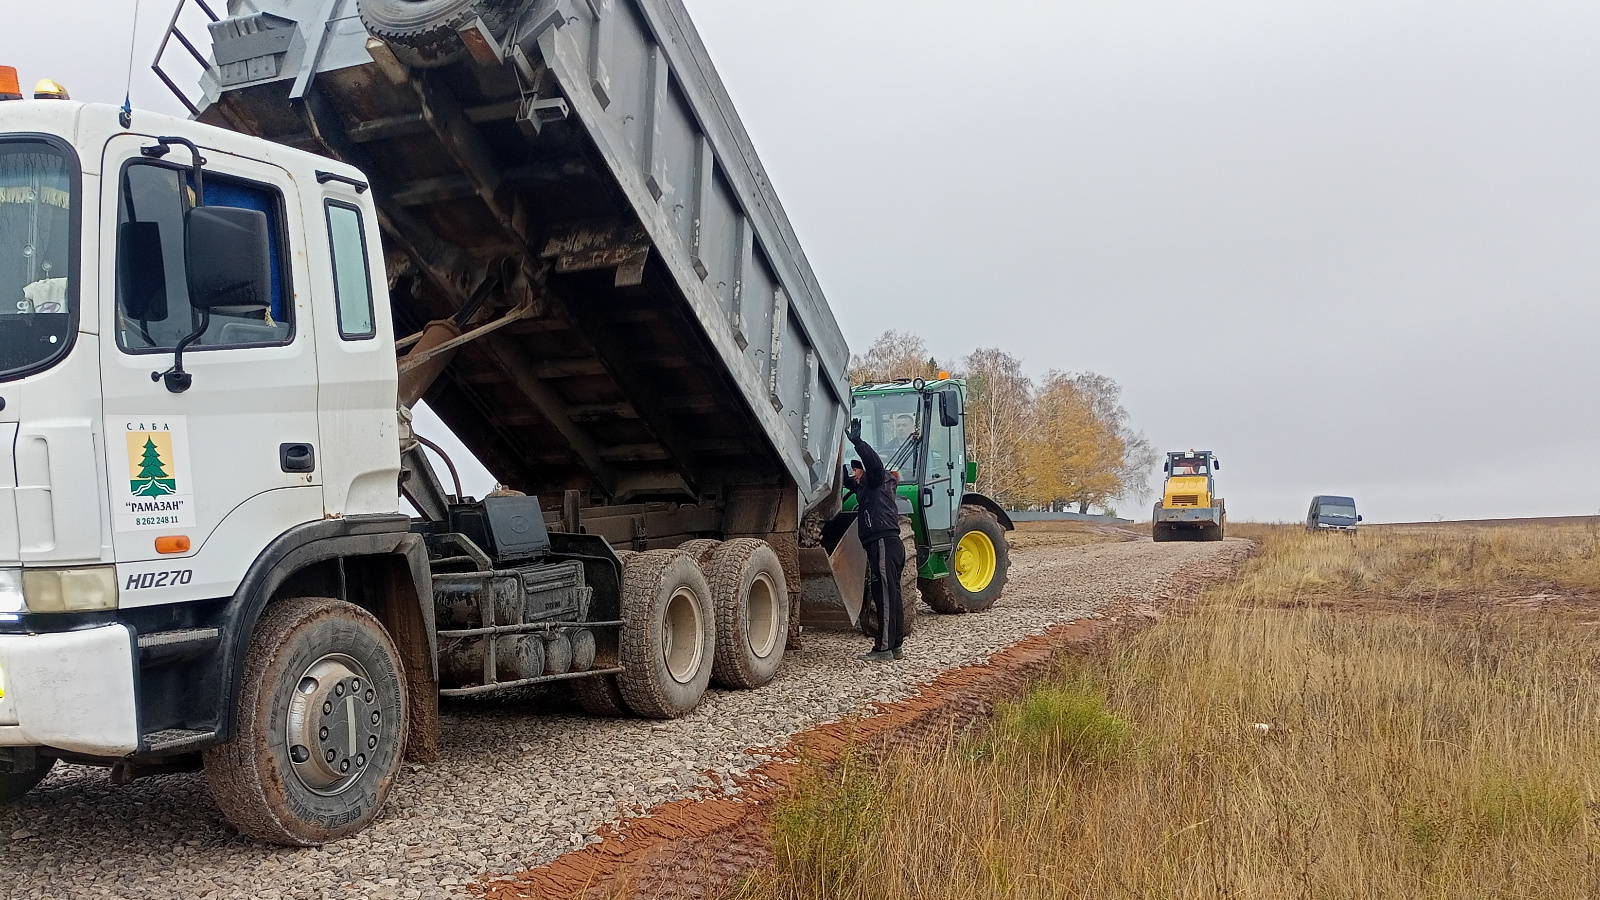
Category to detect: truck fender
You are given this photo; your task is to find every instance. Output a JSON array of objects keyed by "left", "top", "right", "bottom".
[
  {"left": 218, "top": 515, "right": 439, "bottom": 761},
  {"left": 961, "top": 493, "right": 1015, "bottom": 530}
]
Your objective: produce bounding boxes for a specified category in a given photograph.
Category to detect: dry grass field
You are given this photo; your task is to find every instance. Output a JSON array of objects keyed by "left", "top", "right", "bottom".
[{"left": 731, "top": 521, "right": 1600, "bottom": 899}]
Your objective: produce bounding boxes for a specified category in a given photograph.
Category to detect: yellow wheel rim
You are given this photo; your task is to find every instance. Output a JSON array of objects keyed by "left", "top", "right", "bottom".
[{"left": 954, "top": 529, "right": 997, "bottom": 593}]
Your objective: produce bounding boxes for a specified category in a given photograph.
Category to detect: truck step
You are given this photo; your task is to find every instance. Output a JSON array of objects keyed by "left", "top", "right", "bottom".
[{"left": 140, "top": 729, "right": 217, "bottom": 755}]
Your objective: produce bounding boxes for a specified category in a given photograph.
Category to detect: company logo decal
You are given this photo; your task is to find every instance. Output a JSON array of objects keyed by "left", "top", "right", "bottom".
[{"left": 108, "top": 417, "right": 196, "bottom": 532}]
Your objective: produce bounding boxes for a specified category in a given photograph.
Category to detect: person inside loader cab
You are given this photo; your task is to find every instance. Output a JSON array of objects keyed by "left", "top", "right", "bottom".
[{"left": 844, "top": 418, "right": 906, "bottom": 662}]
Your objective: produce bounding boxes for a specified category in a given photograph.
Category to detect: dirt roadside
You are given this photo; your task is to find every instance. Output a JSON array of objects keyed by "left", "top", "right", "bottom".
[{"left": 482, "top": 540, "right": 1254, "bottom": 900}]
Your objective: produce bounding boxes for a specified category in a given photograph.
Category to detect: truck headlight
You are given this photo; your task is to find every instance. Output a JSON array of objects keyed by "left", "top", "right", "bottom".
[
  {"left": 21, "top": 567, "right": 119, "bottom": 613},
  {"left": 0, "top": 569, "right": 22, "bottom": 613}
]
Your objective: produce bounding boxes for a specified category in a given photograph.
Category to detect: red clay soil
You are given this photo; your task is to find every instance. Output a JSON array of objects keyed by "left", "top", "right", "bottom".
[{"left": 480, "top": 551, "right": 1248, "bottom": 900}]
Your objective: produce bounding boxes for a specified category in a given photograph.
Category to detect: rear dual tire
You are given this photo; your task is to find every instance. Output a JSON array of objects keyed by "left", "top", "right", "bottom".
[{"left": 617, "top": 550, "right": 716, "bottom": 719}]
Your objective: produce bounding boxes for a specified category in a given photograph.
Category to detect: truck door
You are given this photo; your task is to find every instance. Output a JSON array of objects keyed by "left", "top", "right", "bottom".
[
  {"left": 99, "top": 135, "right": 323, "bottom": 606},
  {"left": 304, "top": 187, "right": 399, "bottom": 518}
]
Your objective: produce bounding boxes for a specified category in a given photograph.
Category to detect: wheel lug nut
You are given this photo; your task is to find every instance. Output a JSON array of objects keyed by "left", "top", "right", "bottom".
[
  {"left": 319, "top": 727, "right": 329, "bottom": 740},
  {"left": 325, "top": 748, "right": 336, "bottom": 763},
  {"left": 339, "top": 759, "right": 350, "bottom": 773},
  {"left": 368, "top": 735, "right": 378, "bottom": 749},
  {"left": 323, "top": 701, "right": 333, "bottom": 716},
  {"left": 365, "top": 689, "right": 375, "bottom": 703}
]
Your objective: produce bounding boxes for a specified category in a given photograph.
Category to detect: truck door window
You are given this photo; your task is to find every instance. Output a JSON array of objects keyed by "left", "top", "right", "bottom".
[
  {"left": 115, "top": 162, "right": 292, "bottom": 352},
  {"left": 324, "top": 201, "right": 375, "bottom": 339},
  {"left": 0, "top": 138, "right": 77, "bottom": 381}
]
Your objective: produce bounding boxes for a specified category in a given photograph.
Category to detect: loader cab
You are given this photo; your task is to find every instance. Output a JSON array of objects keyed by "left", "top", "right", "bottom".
[
  {"left": 845, "top": 378, "right": 971, "bottom": 554},
  {"left": 1307, "top": 495, "right": 1361, "bottom": 531}
]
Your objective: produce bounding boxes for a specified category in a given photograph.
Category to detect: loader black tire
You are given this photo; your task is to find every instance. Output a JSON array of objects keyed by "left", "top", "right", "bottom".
[
  {"left": 706, "top": 539, "right": 789, "bottom": 690},
  {"left": 358, "top": 0, "right": 520, "bottom": 67},
  {"left": 921, "top": 506, "right": 1009, "bottom": 614},
  {"left": 0, "top": 754, "right": 54, "bottom": 803},
  {"left": 204, "top": 598, "right": 407, "bottom": 846},
  {"left": 858, "top": 517, "right": 919, "bottom": 638},
  {"left": 618, "top": 550, "right": 715, "bottom": 719}
]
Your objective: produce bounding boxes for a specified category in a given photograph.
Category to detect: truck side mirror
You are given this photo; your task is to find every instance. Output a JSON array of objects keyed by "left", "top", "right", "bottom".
[
  {"left": 153, "top": 207, "right": 275, "bottom": 393},
  {"left": 1163, "top": 461, "right": 1169, "bottom": 473},
  {"left": 1213, "top": 459, "right": 1221, "bottom": 470},
  {"left": 186, "top": 206, "right": 272, "bottom": 313},
  {"left": 938, "top": 389, "right": 960, "bottom": 427},
  {"left": 1357, "top": 515, "right": 1363, "bottom": 522}
]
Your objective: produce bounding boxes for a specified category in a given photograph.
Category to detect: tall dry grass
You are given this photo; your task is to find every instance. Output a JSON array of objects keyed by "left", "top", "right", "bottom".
[
  {"left": 732, "top": 523, "right": 1600, "bottom": 900},
  {"left": 1223, "top": 521, "right": 1600, "bottom": 604}
]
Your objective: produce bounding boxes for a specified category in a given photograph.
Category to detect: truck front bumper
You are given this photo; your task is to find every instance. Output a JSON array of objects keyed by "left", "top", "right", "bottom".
[
  {"left": 1155, "top": 507, "right": 1224, "bottom": 526},
  {"left": 0, "top": 624, "right": 140, "bottom": 756}
]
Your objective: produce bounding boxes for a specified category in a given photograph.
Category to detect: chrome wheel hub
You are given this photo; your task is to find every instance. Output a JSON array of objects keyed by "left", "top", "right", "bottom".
[{"left": 284, "top": 654, "right": 385, "bottom": 796}]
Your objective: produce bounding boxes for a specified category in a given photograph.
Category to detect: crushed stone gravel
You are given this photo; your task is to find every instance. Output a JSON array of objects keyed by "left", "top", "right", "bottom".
[{"left": 0, "top": 536, "right": 1244, "bottom": 900}]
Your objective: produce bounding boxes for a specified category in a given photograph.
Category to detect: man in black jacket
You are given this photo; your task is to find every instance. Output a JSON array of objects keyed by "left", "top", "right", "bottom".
[{"left": 843, "top": 418, "right": 906, "bottom": 662}]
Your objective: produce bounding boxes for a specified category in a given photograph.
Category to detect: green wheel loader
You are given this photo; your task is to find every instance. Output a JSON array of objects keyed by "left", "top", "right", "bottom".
[{"left": 800, "top": 377, "right": 1015, "bottom": 635}]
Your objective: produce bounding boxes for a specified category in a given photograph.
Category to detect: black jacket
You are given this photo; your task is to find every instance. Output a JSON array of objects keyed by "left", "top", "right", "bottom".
[{"left": 843, "top": 435, "right": 900, "bottom": 545}]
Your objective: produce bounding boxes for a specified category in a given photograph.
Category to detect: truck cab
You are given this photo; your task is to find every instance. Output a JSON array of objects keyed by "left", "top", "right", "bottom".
[
  {"left": 1307, "top": 495, "right": 1361, "bottom": 531},
  {"left": 1152, "top": 449, "right": 1226, "bottom": 542}
]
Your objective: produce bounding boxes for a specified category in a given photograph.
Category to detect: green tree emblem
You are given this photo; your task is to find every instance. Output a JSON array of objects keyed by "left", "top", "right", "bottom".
[{"left": 131, "top": 437, "right": 178, "bottom": 497}]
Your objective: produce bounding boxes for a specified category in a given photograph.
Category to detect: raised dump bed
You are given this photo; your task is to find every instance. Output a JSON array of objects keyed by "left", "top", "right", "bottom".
[{"left": 177, "top": 0, "right": 850, "bottom": 539}]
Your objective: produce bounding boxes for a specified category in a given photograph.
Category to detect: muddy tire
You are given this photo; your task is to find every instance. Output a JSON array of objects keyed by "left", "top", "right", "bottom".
[
  {"left": 706, "top": 539, "right": 789, "bottom": 690},
  {"left": 618, "top": 551, "right": 715, "bottom": 719},
  {"left": 922, "top": 506, "right": 1009, "bottom": 614},
  {"left": 676, "top": 539, "right": 721, "bottom": 568},
  {"left": 204, "top": 598, "right": 407, "bottom": 846},
  {"left": 570, "top": 674, "right": 630, "bottom": 717},
  {"left": 858, "top": 517, "right": 919, "bottom": 638},
  {"left": 0, "top": 754, "right": 54, "bottom": 803}
]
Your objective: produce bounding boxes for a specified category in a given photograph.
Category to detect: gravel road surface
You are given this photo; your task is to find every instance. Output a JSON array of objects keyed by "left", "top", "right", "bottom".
[{"left": 1, "top": 536, "right": 1246, "bottom": 900}]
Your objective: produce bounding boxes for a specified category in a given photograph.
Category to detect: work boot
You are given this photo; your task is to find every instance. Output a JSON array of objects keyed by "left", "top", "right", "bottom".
[
  {"left": 892, "top": 648, "right": 904, "bottom": 660},
  {"left": 858, "top": 649, "right": 894, "bottom": 662}
]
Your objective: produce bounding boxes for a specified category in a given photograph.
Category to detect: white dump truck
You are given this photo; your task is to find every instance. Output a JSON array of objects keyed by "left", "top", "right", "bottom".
[{"left": 0, "top": 0, "right": 853, "bottom": 845}]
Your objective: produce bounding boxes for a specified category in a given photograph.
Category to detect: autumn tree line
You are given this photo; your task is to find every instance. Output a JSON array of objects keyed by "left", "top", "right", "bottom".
[{"left": 849, "top": 330, "right": 1159, "bottom": 515}]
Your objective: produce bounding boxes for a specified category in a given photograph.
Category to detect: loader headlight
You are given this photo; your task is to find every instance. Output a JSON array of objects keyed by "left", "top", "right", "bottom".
[
  {"left": 0, "top": 569, "right": 23, "bottom": 614},
  {"left": 20, "top": 566, "right": 119, "bottom": 613}
]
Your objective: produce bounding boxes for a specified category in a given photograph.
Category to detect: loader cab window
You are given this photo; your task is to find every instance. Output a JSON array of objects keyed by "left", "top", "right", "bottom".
[
  {"left": 0, "top": 138, "right": 77, "bottom": 381},
  {"left": 848, "top": 392, "right": 922, "bottom": 481},
  {"left": 115, "top": 162, "right": 292, "bottom": 352},
  {"left": 1171, "top": 457, "right": 1209, "bottom": 476}
]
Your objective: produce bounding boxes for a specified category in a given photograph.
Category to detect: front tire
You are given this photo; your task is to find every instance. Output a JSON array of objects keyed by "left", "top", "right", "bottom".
[
  {"left": 618, "top": 551, "right": 715, "bottom": 719},
  {"left": 922, "top": 506, "right": 1010, "bottom": 613},
  {"left": 706, "top": 539, "right": 790, "bottom": 690},
  {"left": 204, "top": 598, "right": 407, "bottom": 846},
  {"left": 0, "top": 754, "right": 54, "bottom": 803}
]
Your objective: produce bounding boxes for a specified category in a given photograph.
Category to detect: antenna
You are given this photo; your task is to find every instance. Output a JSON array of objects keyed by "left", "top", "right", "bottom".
[{"left": 122, "top": 0, "right": 146, "bottom": 128}]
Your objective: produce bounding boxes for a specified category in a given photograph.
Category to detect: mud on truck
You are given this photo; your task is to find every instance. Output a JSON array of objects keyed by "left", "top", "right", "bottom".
[{"left": 0, "top": 0, "right": 862, "bottom": 845}]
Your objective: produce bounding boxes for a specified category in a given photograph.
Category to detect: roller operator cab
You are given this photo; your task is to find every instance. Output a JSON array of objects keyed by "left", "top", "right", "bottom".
[
  {"left": 1153, "top": 450, "right": 1226, "bottom": 542},
  {"left": 1307, "top": 495, "right": 1361, "bottom": 532},
  {"left": 0, "top": 0, "right": 841, "bottom": 842},
  {"left": 800, "top": 377, "right": 1015, "bottom": 635}
]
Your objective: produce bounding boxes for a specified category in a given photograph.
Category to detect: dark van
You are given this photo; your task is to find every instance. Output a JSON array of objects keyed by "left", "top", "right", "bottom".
[{"left": 1307, "top": 495, "right": 1361, "bottom": 531}]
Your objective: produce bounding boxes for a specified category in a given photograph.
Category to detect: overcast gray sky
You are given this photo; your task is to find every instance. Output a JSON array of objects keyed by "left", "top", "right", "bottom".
[{"left": 8, "top": 1, "right": 1597, "bottom": 522}]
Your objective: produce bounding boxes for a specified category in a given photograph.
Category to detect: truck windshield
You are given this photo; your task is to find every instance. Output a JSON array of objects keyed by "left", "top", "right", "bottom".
[
  {"left": 1320, "top": 504, "right": 1357, "bottom": 520},
  {"left": 850, "top": 392, "right": 922, "bottom": 480},
  {"left": 0, "top": 140, "right": 74, "bottom": 380},
  {"left": 1170, "top": 457, "right": 1209, "bottom": 476}
]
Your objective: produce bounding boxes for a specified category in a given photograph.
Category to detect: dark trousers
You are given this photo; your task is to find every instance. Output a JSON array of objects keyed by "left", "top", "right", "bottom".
[{"left": 865, "top": 535, "right": 905, "bottom": 652}]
